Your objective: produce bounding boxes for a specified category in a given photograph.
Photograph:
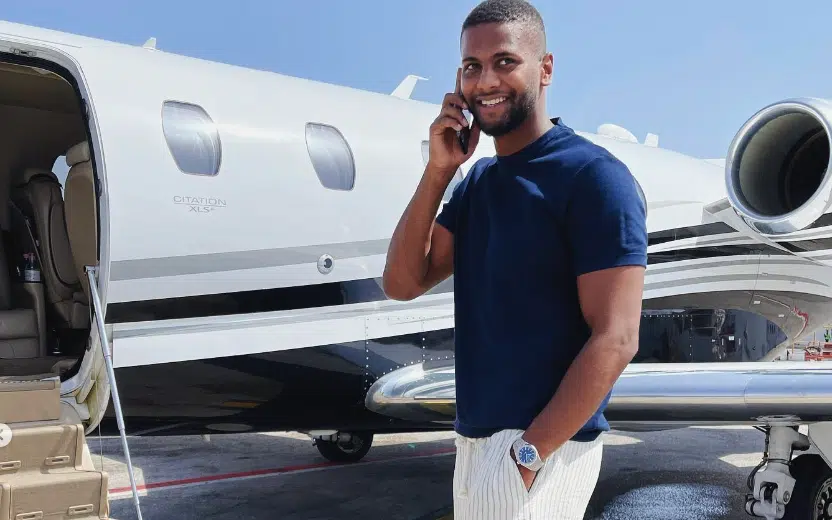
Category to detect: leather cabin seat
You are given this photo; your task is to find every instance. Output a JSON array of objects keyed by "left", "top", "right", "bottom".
[
  {"left": 10, "top": 168, "right": 89, "bottom": 330},
  {"left": 63, "top": 141, "right": 98, "bottom": 303},
  {"left": 0, "top": 235, "right": 40, "bottom": 359}
]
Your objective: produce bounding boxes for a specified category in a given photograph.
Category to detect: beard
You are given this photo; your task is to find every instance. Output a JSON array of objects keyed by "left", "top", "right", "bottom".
[{"left": 470, "top": 86, "right": 537, "bottom": 137}]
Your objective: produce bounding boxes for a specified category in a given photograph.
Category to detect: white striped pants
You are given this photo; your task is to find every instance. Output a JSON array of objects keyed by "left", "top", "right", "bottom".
[{"left": 452, "top": 429, "right": 603, "bottom": 520}]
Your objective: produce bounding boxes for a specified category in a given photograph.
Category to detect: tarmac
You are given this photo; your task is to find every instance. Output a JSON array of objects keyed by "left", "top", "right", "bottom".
[{"left": 98, "top": 425, "right": 768, "bottom": 519}]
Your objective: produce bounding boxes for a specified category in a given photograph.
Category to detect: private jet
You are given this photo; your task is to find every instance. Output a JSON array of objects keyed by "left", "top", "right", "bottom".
[{"left": 0, "top": 19, "right": 829, "bottom": 520}]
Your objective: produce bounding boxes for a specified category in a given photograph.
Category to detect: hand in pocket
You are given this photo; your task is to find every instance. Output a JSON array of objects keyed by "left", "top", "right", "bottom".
[{"left": 509, "top": 447, "right": 538, "bottom": 490}]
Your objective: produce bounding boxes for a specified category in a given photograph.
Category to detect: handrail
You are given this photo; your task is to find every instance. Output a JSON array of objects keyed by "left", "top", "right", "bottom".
[{"left": 85, "top": 266, "right": 143, "bottom": 520}]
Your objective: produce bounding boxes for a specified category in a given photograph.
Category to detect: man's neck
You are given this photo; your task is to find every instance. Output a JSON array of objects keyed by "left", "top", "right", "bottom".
[{"left": 494, "top": 112, "right": 554, "bottom": 157}]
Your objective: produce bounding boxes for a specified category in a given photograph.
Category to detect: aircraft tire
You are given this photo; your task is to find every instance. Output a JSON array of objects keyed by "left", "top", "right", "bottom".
[
  {"left": 315, "top": 432, "right": 374, "bottom": 463},
  {"left": 783, "top": 453, "right": 832, "bottom": 519}
]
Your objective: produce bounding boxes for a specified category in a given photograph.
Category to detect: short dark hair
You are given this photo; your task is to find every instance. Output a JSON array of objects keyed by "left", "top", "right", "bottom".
[{"left": 462, "top": 0, "right": 546, "bottom": 52}]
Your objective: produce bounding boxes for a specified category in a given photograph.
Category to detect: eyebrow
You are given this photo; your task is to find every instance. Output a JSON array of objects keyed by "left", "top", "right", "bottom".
[{"left": 462, "top": 51, "right": 518, "bottom": 63}]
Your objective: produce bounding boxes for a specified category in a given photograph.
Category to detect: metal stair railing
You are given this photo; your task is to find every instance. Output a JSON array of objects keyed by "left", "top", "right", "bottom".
[{"left": 86, "top": 266, "right": 143, "bottom": 520}]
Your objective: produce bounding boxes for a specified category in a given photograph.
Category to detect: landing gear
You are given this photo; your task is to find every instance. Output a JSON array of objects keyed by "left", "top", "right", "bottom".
[
  {"left": 311, "top": 431, "right": 374, "bottom": 463},
  {"left": 745, "top": 425, "right": 810, "bottom": 519},
  {"left": 745, "top": 422, "right": 832, "bottom": 519},
  {"left": 783, "top": 454, "right": 832, "bottom": 519}
]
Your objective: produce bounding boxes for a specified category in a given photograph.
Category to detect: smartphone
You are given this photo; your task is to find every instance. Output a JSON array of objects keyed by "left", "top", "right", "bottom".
[{"left": 457, "top": 107, "right": 472, "bottom": 154}]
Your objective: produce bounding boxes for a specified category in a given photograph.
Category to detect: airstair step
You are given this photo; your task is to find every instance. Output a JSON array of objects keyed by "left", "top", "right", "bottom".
[
  {"left": 0, "top": 373, "right": 109, "bottom": 519},
  {"left": 0, "top": 376, "right": 60, "bottom": 425},
  {"left": 0, "top": 424, "right": 86, "bottom": 474},
  {"left": 0, "top": 467, "right": 108, "bottom": 520}
]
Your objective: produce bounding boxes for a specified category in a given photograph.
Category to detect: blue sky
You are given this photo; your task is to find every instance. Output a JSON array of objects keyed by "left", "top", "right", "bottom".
[{"left": 2, "top": 1, "right": 830, "bottom": 160}]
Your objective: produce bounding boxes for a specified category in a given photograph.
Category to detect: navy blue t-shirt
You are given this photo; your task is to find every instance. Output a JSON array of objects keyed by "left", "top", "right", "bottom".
[{"left": 435, "top": 118, "right": 647, "bottom": 441}]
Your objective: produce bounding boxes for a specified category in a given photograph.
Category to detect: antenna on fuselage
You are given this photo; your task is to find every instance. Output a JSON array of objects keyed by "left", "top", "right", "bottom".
[
  {"left": 597, "top": 124, "right": 660, "bottom": 147},
  {"left": 391, "top": 74, "right": 428, "bottom": 99},
  {"left": 142, "top": 37, "right": 157, "bottom": 50}
]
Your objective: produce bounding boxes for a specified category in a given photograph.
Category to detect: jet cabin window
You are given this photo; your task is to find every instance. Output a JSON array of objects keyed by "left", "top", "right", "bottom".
[
  {"left": 305, "top": 123, "right": 356, "bottom": 191},
  {"left": 162, "top": 101, "right": 222, "bottom": 176},
  {"left": 421, "top": 140, "right": 462, "bottom": 202},
  {"left": 52, "top": 155, "right": 69, "bottom": 193}
]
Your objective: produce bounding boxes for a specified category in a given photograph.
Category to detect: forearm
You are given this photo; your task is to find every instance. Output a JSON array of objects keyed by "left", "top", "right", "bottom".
[
  {"left": 383, "top": 166, "right": 452, "bottom": 299},
  {"left": 522, "top": 329, "right": 637, "bottom": 458}
]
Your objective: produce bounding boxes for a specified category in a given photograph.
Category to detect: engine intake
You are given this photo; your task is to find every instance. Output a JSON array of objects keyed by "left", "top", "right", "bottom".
[{"left": 725, "top": 97, "right": 832, "bottom": 234}]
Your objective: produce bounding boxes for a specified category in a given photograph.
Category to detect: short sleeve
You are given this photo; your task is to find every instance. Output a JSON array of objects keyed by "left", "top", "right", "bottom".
[
  {"left": 435, "top": 174, "right": 466, "bottom": 234},
  {"left": 567, "top": 154, "right": 648, "bottom": 277}
]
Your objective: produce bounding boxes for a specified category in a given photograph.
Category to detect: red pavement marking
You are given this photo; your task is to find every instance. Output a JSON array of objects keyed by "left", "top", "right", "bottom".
[{"left": 109, "top": 446, "right": 456, "bottom": 495}]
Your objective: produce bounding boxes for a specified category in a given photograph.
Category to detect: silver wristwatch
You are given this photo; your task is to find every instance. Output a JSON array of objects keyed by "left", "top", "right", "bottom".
[{"left": 512, "top": 438, "right": 544, "bottom": 472}]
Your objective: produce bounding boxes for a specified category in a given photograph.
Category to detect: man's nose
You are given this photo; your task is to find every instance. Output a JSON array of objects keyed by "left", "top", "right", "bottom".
[{"left": 477, "top": 67, "right": 500, "bottom": 91}]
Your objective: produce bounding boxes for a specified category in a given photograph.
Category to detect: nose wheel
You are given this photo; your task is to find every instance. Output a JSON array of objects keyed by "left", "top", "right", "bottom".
[
  {"left": 817, "top": 480, "right": 832, "bottom": 520},
  {"left": 313, "top": 431, "right": 374, "bottom": 463},
  {"left": 782, "top": 454, "right": 832, "bottom": 520}
]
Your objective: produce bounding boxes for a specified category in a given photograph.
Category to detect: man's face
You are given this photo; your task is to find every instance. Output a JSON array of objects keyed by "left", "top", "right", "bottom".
[{"left": 460, "top": 22, "right": 551, "bottom": 137}]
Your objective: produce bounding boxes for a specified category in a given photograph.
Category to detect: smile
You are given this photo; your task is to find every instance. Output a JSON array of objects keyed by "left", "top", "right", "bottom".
[{"left": 479, "top": 97, "right": 506, "bottom": 106}]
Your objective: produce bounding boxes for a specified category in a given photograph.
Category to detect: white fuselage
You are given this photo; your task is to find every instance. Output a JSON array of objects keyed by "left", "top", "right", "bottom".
[{"left": 2, "top": 19, "right": 832, "bottom": 435}]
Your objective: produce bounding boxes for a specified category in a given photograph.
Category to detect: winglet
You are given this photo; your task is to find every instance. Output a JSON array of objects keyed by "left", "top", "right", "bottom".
[
  {"left": 391, "top": 75, "right": 428, "bottom": 99},
  {"left": 142, "top": 37, "right": 157, "bottom": 50}
]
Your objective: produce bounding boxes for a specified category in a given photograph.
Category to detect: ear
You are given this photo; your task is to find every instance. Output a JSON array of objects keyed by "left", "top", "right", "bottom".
[{"left": 540, "top": 52, "right": 554, "bottom": 87}]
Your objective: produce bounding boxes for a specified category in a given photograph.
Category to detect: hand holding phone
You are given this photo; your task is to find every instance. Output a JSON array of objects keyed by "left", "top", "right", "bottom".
[{"left": 427, "top": 68, "right": 480, "bottom": 179}]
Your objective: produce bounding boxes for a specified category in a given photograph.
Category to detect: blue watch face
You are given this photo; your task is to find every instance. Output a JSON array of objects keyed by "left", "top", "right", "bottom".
[{"left": 518, "top": 445, "right": 537, "bottom": 464}]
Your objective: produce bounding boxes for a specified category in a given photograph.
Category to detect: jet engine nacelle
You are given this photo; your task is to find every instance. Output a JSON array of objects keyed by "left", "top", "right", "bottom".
[{"left": 725, "top": 97, "right": 832, "bottom": 235}]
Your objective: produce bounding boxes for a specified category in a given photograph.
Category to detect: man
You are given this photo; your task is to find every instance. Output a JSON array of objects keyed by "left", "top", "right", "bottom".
[{"left": 382, "top": 0, "right": 647, "bottom": 517}]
